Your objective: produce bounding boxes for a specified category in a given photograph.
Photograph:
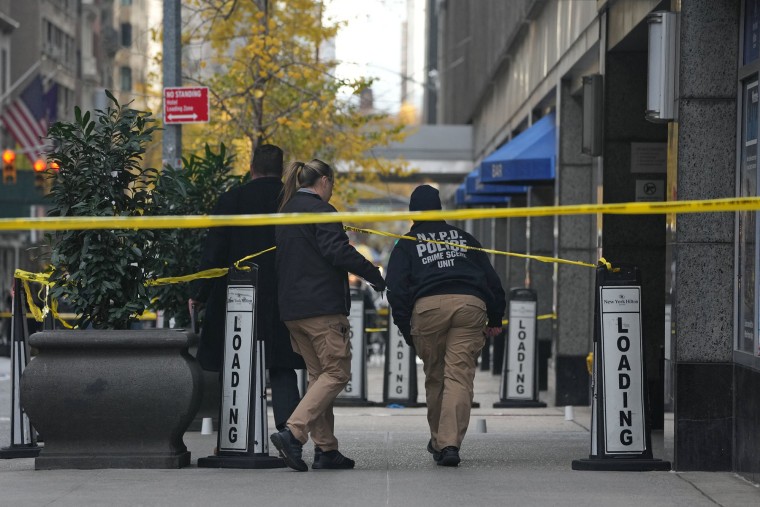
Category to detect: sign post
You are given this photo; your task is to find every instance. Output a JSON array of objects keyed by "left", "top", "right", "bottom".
[
  {"left": 494, "top": 288, "right": 546, "bottom": 408},
  {"left": 198, "top": 263, "right": 284, "bottom": 469},
  {"left": 163, "top": 87, "right": 209, "bottom": 124},
  {"left": 572, "top": 264, "right": 670, "bottom": 471}
]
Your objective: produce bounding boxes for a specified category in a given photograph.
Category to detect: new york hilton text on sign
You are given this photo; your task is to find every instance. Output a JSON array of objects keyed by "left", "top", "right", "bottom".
[{"left": 164, "top": 87, "right": 209, "bottom": 124}]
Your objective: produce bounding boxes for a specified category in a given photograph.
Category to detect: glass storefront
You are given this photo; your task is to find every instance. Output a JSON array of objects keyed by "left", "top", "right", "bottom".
[{"left": 737, "top": 0, "right": 760, "bottom": 359}]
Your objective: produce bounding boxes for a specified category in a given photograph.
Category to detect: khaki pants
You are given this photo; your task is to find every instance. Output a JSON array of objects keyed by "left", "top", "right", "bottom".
[
  {"left": 411, "top": 294, "right": 487, "bottom": 450},
  {"left": 284, "top": 314, "right": 350, "bottom": 452}
]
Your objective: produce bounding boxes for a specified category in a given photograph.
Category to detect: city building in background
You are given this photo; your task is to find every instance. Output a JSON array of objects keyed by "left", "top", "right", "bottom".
[{"left": 0, "top": 0, "right": 159, "bottom": 292}]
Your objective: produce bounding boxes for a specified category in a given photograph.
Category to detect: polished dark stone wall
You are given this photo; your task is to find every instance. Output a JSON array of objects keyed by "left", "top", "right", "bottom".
[
  {"left": 735, "top": 364, "right": 760, "bottom": 483},
  {"left": 674, "top": 362, "right": 732, "bottom": 471},
  {"left": 555, "top": 355, "right": 589, "bottom": 406}
]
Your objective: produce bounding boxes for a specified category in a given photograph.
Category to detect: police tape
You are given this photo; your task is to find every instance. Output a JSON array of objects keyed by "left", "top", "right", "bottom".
[
  {"left": 346, "top": 226, "right": 596, "bottom": 268},
  {"left": 9, "top": 219, "right": 590, "bottom": 327},
  {"left": 0, "top": 310, "right": 158, "bottom": 321},
  {"left": 502, "top": 313, "right": 556, "bottom": 326},
  {"left": 1, "top": 196, "right": 760, "bottom": 231},
  {"left": 14, "top": 268, "right": 157, "bottom": 328}
]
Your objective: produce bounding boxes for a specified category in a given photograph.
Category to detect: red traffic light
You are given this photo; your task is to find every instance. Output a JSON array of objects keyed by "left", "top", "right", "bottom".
[
  {"left": 33, "top": 159, "right": 46, "bottom": 172},
  {"left": 2, "top": 149, "right": 15, "bottom": 164}
]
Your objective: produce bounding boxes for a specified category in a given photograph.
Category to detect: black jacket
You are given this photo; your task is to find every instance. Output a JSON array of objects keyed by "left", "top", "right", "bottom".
[
  {"left": 276, "top": 191, "right": 385, "bottom": 321},
  {"left": 385, "top": 220, "right": 506, "bottom": 340},
  {"left": 192, "top": 177, "right": 305, "bottom": 372}
]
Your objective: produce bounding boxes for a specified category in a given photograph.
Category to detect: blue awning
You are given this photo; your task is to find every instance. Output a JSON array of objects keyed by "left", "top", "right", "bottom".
[
  {"left": 479, "top": 112, "right": 555, "bottom": 184},
  {"left": 455, "top": 185, "right": 511, "bottom": 206},
  {"left": 465, "top": 170, "right": 528, "bottom": 195}
]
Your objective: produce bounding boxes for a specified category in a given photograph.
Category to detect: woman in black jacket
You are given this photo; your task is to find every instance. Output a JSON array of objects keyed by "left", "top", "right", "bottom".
[{"left": 270, "top": 159, "right": 385, "bottom": 472}]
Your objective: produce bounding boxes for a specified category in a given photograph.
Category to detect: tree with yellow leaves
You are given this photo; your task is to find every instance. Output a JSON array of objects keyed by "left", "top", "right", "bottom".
[{"left": 183, "top": 0, "right": 409, "bottom": 206}]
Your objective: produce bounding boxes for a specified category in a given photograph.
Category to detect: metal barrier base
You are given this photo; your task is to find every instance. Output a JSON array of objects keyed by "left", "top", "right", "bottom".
[
  {"left": 493, "top": 399, "right": 547, "bottom": 408},
  {"left": 197, "top": 454, "right": 286, "bottom": 469},
  {"left": 0, "top": 445, "right": 41, "bottom": 459},
  {"left": 571, "top": 457, "right": 671, "bottom": 471},
  {"left": 333, "top": 398, "right": 381, "bottom": 407}
]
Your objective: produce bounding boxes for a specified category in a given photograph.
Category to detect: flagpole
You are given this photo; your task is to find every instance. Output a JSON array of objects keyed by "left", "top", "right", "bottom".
[
  {"left": 162, "top": 0, "right": 182, "bottom": 168},
  {"left": 0, "top": 61, "right": 41, "bottom": 106}
]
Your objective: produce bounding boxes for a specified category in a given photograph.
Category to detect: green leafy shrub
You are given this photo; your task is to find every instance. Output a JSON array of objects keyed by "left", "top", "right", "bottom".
[{"left": 45, "top": 92, "right": 159, "bottom": 329}]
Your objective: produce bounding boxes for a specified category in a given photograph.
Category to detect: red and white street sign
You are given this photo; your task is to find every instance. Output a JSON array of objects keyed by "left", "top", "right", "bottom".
[{"left": 164, "top": 86, "right": 209, "bottom": 124}]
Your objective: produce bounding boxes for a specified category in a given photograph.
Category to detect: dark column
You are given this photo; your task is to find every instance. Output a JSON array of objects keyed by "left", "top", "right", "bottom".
[
  {"left": 508, "top": 195, "right": 528, "bottom": 291},
  {"left": 555, "top": 79, "right": 596, "bottom": 406},
  {"left": 673, "top": 0, "right": 738, "bottom": 471},
  {"left": 528, "top": 185, "right": 554, "bottom": 391},
  {"left": 602, "top": 51, "right": 667, "bottom": 429}
]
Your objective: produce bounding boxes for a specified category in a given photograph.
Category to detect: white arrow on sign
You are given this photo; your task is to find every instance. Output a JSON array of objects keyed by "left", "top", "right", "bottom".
[{"left": 167, "top": 113, "right": 199, "bottom": 121}]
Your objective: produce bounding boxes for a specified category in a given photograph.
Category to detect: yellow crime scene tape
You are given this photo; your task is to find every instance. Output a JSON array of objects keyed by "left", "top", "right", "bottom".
[
  {"left": 345, "top": 226, "right": 596, "bottom": 268},
  {"left": 15, "top": 193, "right": 744, "bottom": 328},
  {"left": 10, "top": 221, "right": 570, "bottom": 329},
  {"left": 0, "top": 195, "right": 758, "bottom": 231}
]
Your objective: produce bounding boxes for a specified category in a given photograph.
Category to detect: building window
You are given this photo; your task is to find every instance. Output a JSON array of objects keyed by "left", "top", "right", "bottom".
[
  {"left": 120, "top": 66, "right": 132, "bottom": 92},
  {"left": 738, "top": 78, "right": 758, "bottom": 356},
  {"left": 738, "top": 0, "right": 760, "bottom": 359},
  {"left": 121, "top": 0, "right": 133, "bottom": 5},
  {"left": 1, "top": 49, "right": 6, "bottom": 97},
  {"left": 121, "top": 23, "right": 132, "bottom": 47}
]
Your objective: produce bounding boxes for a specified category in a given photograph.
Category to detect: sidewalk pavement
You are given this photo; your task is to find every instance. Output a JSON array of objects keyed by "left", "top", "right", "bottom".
[{"left": 0, "top": 355, "right": 758, "bottom": 507}]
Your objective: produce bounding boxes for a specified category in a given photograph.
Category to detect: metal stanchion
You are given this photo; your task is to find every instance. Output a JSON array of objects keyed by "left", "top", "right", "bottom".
[
  {"left": 0, "top": 278, "right": 41, "bottom": 458},
  {"left": 383, "top": 319, "right": 422, "bottom": 407},
  {"left": 572, "top": 264, "right": 670, "bottom": 471},
  {"left": 494, "top": 288, "right": 546, "bottom": 408},
  {"left": 198, "top": 262, "right": 285, "bottom": 469}
]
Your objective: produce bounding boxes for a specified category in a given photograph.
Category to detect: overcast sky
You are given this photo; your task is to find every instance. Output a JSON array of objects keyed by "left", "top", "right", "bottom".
[{"left": 324, "top": 0, "right": 407, "bottom": 113}]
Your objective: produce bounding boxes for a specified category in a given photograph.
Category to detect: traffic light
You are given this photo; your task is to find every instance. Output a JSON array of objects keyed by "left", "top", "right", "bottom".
[
  {"left": 2, "top": 149, "right": 16, "bottom": 185},
  {"left": 33, "top": 159, "right": 46, "bottom": 189}
]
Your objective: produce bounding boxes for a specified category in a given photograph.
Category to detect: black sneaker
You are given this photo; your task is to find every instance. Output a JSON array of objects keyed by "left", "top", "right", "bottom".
[
  {"left": 427, "top": 439, "right": 443, "bottom": 463},
  {"left": 312, "top": 446, "right": 323, "bottom": 468},
  {"left": 438, "top": 446, "right": 460, "bottom": 467},
  {"left": 270, "top": 428, "right": 308, "bottom": 472},
  {"left": 312, "top": 449, "right": 355, "bottom": 470}
]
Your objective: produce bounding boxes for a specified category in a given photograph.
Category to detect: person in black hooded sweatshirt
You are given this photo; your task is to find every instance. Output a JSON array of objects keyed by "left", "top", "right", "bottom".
[{"left": 385, "top": 184, "right": 506, "bottom": 467}]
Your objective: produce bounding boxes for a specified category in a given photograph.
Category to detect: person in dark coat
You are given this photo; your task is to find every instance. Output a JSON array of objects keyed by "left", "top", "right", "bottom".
[
  {"left": 269, "top": 159, "right": 385, "bottom": 472},
  {"left": 190, "top": 144, "right": 305, "bottom": 432},
  {"left": 385, "top": 184, "right": 506, "bottom": 467}
]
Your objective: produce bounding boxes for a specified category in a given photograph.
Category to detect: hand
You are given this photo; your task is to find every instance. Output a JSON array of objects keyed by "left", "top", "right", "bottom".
[
  {"left": 485, "top": 326, "right": 502, "bottom": 337},
  {"left": 371, "top": 280, "right": 386, "bottom": 293}
]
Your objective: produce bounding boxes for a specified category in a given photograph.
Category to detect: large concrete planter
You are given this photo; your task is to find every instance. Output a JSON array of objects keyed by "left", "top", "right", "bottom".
[{"left": 20, "top": 329, "right": 203, "bottom": 470}]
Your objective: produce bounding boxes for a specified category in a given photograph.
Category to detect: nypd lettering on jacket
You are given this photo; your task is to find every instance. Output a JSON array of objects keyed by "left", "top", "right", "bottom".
[
  {"left": 415, "top": 230, "right": 468, "bottom": 268},
  {"left": 386, "top": 220, "right": 507, "bottom": 341}
]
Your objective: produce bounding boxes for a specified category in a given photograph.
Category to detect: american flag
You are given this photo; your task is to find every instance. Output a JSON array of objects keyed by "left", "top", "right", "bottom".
[{"left": 1, "top": 76, "right": 57, "bottom": 165}]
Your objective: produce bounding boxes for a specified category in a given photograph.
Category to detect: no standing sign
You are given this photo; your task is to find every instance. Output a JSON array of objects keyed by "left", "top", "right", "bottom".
[{"left": 164, "top": 86, "right": 209, "bottom": 124}]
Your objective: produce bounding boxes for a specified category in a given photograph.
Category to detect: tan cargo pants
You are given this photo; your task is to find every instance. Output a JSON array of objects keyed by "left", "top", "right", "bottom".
[
  {"left": 411, "top": 294, "right": 487, "bottom": 450},
  {"left": 284, "top": 314, "right": 351, "bottom": 452}
]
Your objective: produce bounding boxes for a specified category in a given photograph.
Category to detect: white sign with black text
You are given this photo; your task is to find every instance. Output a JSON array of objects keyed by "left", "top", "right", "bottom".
[
  {"left": 219, "top": 285, "right": 255, "bottom": 452},
  {"left": 504, "top": 300, "right": 536, "bottom": 400},
  {"left": 339, "top": 296, "right": 365, "bottom": 399},
  {"left": 386, "top": 320, "right": 410, "bottom": 400},
  {"left": 600, "top": 286, "right": 646, "bottom": 454}
]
